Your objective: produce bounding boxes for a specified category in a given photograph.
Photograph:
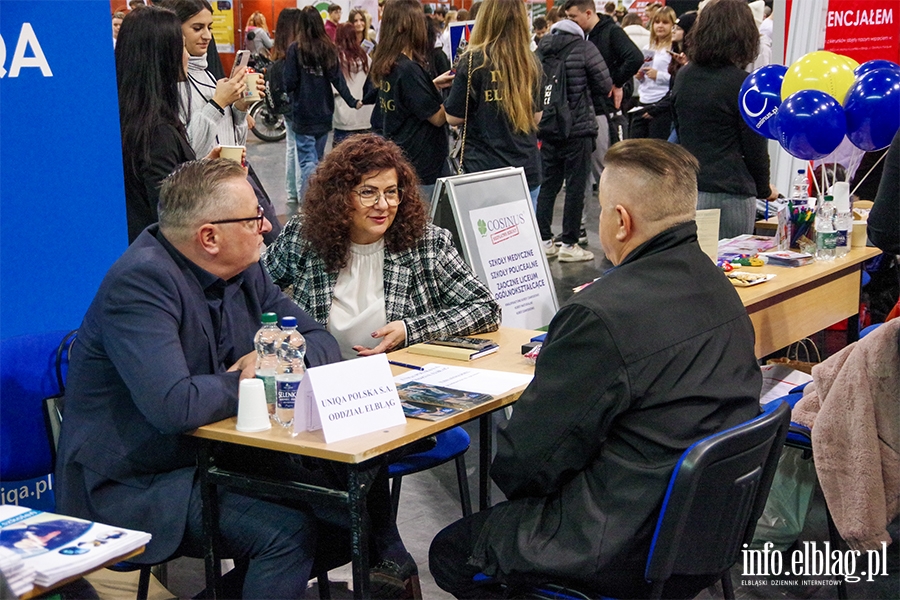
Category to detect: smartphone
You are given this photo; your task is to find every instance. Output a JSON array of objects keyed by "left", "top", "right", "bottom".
[
  {"left": 231, "top": 50, "right": 250, "bottom": 77},
  {"left": 425, "top": 336, "right": 495, "bottom": 350}
]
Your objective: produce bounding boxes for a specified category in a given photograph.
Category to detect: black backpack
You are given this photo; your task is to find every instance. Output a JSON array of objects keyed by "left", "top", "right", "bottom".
[
  {"left": 264, "top": 58, "right": 291, "bottom": 116},
  {"left": 538, "top": 40, "right": 578, "bottom": 142}
]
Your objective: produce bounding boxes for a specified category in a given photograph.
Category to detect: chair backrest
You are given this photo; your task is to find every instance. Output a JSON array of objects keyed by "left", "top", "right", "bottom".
[
  {"left": 0, "top": 330, "right": 75, "bottom": 485},
  {"left": 645, "top": 400, "right": 791, "bottom": 586}
]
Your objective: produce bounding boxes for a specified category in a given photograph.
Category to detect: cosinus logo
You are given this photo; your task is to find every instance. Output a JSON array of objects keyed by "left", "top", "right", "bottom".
[
  {"left": 484, "top": 213, "right": 526, "bottom": 233},
  {"left": 0, "top": 23, "right": 53, "bottom": 79}
]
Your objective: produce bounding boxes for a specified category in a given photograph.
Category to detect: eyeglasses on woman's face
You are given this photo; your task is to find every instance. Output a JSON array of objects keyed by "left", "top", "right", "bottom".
[
  {"left": 209, "top": 204, "right": 265, "bottom": 233},
  {"left": 351, "top": 186, "right": 402, "bottom": 207}
]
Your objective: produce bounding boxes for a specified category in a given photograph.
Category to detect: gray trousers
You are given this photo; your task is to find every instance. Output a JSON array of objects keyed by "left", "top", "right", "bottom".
[
  {"left": 697, "top": 191, "right": 757, "bottom": 239},
  {"left": 584, "top": 115, "right": 609, "bottom": 212}
]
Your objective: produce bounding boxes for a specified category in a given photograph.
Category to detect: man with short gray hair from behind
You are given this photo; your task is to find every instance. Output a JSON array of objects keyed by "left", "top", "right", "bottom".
[{"left": 429, "top": 140, "right": 761, "bottom": 599}]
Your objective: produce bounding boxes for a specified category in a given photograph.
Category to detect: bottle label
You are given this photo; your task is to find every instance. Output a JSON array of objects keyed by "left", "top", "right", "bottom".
[
  {"left": 835, "top": 230, "right": 848, "bottom": 247},
  {"left": 276, "top": 379, "right": 300, "bottom": 410},
  {"left": 256, "top": 374, "right": 276, "bottom": 405},
  {"left": 818, "top": 231, "right": 837, "bottom": 250}
]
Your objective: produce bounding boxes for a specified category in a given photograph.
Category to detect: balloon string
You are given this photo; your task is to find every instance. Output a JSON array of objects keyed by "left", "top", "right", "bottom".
[{"left": 850, "top": 151, "right": 888, "bottom": 198}]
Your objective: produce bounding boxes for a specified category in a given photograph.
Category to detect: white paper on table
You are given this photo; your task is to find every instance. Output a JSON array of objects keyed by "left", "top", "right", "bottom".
[{"left": 394, "top": 363, "right": 533, "bottom": 396}]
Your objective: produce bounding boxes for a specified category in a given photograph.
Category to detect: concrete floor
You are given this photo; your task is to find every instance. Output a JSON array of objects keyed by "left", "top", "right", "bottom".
[{"left": 90, "top": 133, "right": 898, "bottom": 599}]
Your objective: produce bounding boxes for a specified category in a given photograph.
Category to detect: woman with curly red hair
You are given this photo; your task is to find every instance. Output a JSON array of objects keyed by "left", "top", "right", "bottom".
[{"left": 264, "top": 134, "right": 500, "bottom": 360}]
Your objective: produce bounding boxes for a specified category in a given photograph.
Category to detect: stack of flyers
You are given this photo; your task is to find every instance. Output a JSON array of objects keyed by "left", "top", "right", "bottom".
[{"left": 0, "top": 505, "right": 151, "bottom": 587}]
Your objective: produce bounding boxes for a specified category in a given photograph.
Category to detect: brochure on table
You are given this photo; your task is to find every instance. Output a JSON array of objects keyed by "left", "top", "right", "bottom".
[
  {"left": 0, "top": 505, "right": 151, "bottom": 588},
  {"left": 394, "top": 363, "right": 533, "bottom": 396},
  {"left": 293, "top": 353, "right": 406, "bottom": 443},
  {"left": 432, "top": 168, "right": 559, "bottom": 330}
]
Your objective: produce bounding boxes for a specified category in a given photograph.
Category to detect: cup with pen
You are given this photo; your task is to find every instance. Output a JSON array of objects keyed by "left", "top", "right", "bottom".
[{"left": 787, "top": 201, "right": 815, "bottom": 250}]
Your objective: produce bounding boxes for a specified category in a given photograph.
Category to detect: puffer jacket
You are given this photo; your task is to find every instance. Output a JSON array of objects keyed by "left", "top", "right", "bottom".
[{"left": 537, "top": 30, "right": 612, "bottom": 139}]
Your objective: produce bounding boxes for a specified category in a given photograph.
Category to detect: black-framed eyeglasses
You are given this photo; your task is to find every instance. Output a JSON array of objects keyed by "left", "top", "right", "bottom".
[
  {"left": 351, "top": 186, "right": 403, "bottom": 207},
  {"left": 209, "top": 205, "right": 265, "bottom": 232}
]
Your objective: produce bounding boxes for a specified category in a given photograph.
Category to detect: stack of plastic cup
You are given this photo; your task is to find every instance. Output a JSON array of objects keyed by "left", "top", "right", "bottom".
[{"left": 236, "top": 378, "right": 272, "bottom": 432}]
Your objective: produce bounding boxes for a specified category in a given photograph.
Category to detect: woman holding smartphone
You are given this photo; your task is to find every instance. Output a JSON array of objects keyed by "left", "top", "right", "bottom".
[
  {"left": 370, "top": 0, "right": 454, "bottom": 201},
  {"left": 156, "top": 0, "right": 280, "bottom": 242},
  {"left": 632, "top": 6, "right": 676, "bottom": 139}
]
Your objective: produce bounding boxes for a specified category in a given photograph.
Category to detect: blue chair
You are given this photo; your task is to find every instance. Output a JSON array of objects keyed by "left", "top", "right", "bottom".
[
  {"left": 525, "top": 400, "right": 792, "bottom": 600},
  {"left": 388, "top": 426, "right": 473, "bottom": 519},
  {"left": 5, "top": 330, "right": 165, "bottom": 600},
  {"left": 1, "top": 330, "right": 73, "bottom": 503}
]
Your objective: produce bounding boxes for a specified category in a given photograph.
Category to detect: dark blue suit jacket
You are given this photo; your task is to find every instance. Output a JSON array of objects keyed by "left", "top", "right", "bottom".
[{"left": 55, "top": 226, "right": 341, "bottom": 563}]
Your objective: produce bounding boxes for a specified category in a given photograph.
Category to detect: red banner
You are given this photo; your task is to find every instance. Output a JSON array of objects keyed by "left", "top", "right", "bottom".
[{"left": 824, "top": 0, "right": 900, "bottom": 63}]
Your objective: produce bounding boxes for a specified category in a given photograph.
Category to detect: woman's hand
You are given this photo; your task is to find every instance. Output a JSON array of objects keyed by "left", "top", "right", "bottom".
[
  {"left": 635, "top": 68, "right": 646, "bottom": 81},
  {"left": 207, "top": 146, "right": 248, "bottom": 169},
  {"left": 352, "top": 321, "right": 407, "bottom": 356},
  {"left": 213, "top": 67, "right": 248, "bottom": 109},
  {"left": 234, "top": 73, "right": 265, "bottom": 112},
  {"left": 433, "top": 70, "right": 455, "bottom": 90},
  {"left": 767, "top": 184, "right": 780, "bottom": 201},
  {"left": 645, "top": 67, "right": 658, "bottom": 81}
]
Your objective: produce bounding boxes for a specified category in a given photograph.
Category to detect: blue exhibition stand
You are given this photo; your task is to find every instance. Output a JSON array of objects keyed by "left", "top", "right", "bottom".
[{"left": 0, "top": 0, "right": 127, "bottom": 339}]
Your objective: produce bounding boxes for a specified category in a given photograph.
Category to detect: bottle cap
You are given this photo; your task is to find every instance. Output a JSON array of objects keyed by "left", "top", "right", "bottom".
[
  {"left": 832, "top": 181, "right": 850, "bottom": 211},
  {"left": 281, "top": 316, "right": 297, "bottom": 328},
  {"left": 261, "top": 312, "right": 277, "bottom": 324},
  {"left": 797, "top": 169, "right": 805, "bottom": 174}
]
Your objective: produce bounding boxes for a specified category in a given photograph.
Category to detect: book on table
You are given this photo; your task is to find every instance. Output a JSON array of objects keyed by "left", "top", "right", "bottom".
[
  {"left": 407, "top": 342, "right": 499, "bottom": 361},
  {"left": 0, "top": 505, "right": 151, "bottom": 588},
  {"left": 397, "top": 381, "right": 494, "bottom": 421}
]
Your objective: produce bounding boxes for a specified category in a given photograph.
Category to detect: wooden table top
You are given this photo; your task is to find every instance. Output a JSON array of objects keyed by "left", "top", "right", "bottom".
[
  {"left": 191, "top": 328, "right": 539, "bottom": 464},
  {"left": 735, "top": 246, "right": 880, "bottom": 307}
]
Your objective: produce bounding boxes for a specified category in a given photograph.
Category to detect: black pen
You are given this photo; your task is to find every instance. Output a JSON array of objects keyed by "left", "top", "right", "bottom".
[{"left": 389, "top": 360, "right": 425, "bottom": 371}]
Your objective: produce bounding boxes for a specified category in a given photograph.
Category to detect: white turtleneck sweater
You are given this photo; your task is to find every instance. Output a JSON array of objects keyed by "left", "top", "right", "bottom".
[{"left": 179, "top": 54, "right": 248, "bottom": 157}]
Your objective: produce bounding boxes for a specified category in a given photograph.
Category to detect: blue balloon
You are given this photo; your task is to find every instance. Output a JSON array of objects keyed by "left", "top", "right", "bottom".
[
  {"left": 739, "top": 65, "right": 787, "bottom": 139},
  {"left": 844, "top": 69, "right": 900, "bottom": 151},
  {"left": 772, "top": 90, "right": 846, "bottom": 160},
  {"left": 854, "top": 59, "right": 900, "bottom": 78}
]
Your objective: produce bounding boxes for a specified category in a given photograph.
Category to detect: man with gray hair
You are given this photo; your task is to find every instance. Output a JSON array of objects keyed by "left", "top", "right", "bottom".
[
  {"left": 430, "top": 140, "right": 761, "bottom": 598},
  {"left": 56, "top": 159, "right": 341, "bottom": 598}
]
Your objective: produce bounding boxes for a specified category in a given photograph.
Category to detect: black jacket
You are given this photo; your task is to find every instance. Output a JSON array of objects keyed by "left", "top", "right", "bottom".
[
  {"left": 537, "top": 32, "right": 612, "bottom": 139},
  {"left": 587, "top": 14, "right": 643, "bottom": 112},
  {"left": 472, "top": 222, "right": 761, "bottom": 598},
  {"left": 284, "top": 43, "right": 357, "bottom": 136},
  {"left": 672, "top": 62, "right": 771, "bottom": 198}
]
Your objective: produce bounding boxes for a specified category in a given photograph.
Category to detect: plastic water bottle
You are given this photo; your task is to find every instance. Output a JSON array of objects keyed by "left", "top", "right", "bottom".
[
  {"left": 254, "top": 312, "right": 280, "bottom": 413},
  {"left": 791, "top": 169, "right": 809, "bottom": 204},
  {"left": 274, "top": 316, "right": 306, "bottom": 427},
  {"left": 815, "top": 195, "right": 836, "bottom": 261},
  {"left": 832, "top": 181, "right": 852, "bottom": 258}
]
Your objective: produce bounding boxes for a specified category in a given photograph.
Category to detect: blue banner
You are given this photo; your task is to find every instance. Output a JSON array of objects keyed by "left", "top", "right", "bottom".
[{"left": 1, "top": 0, "right": 126, "bottom": 339}]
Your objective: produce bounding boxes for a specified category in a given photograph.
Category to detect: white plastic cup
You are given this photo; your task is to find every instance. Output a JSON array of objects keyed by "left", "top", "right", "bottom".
[
  {"left": 236, "top": 378, "right": 272, "bottom": 432},
  {"left": 219, "top": 145, "right": 244, "bottom": 164}
]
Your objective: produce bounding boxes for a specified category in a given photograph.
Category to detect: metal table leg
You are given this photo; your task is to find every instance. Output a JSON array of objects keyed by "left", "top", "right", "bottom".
[
  {"left": 479, "top": 413, "right": 493, "bottom": 510},
  {"left": 198, "top": 441, "right": 222, "bottom": 599},
  {"left": 347, "top": 465, "right": 370, "bottom": 599}
]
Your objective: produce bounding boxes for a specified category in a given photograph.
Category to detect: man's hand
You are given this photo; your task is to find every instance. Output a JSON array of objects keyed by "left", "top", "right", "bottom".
[
  {"left": 352, "top": 321, "right": 406, "bottom": 356},
  {"left": 609, "top": 85, "right": 624, "bottom": 109},
  {"left": 227, "top": 351, "right": 257, "bottom": 380}
]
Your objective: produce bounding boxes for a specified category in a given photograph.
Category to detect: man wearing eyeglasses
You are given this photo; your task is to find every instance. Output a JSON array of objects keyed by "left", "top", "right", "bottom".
[{"left": 55, "top": 159, "right": 341, "bottom": 598}]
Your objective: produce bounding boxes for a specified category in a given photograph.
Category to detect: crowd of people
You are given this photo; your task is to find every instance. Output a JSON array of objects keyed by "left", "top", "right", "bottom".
[{"left": 57, "top": 1, "right": 895, "bottom": 599}]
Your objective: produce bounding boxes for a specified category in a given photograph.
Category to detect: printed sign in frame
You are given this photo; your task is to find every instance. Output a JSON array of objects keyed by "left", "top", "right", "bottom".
[{"left": 431, "top": 168, "right": 558, "bottom": 330}]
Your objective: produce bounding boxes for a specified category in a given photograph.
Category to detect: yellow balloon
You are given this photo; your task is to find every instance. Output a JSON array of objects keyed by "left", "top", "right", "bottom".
[
  {"left": 839, "top": 55, "right": 860, "bottom": 72},
  {"left": 781, "top": 51, "right": 857, "bottom": 103}
]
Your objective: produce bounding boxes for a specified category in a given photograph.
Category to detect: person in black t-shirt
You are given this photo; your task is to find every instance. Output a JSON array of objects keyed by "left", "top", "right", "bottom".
[
  {"left": 445, "top": 0, "right": 543, "bottom": 204},
  {"left": 370, "top": 0, "right": 454, "bottom": 200}
]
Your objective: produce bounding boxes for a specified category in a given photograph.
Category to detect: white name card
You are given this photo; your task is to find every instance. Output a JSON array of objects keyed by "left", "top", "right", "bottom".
[{"left": 292, "top": 354, "right": 406, "bottom": 443}]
